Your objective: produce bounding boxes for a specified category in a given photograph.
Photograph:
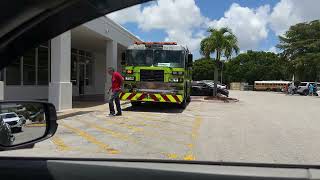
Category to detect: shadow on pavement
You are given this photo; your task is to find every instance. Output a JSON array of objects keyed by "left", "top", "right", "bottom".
[
  {"left": 72, "top": 101, "right": 106, "bottom": 108},
  {"left": 72, "top": 95, "right": 106, "bottom": 108},
  {"left": 58, "top": 111, "right": 94, "bottom": 120},
  {"left": 122, "top": 102, "right": 189, "bottom": 113}
]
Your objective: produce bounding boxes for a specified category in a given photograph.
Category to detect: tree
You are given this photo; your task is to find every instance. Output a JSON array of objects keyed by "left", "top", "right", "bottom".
[
  {"left": 223, "top": 51, "right": 291, "bottom": 85},
  {"left": 277, "top": 20, "right": 320, "bottom": 81},
  {"left": 199, "top": 27, "right": 239, "bottom": 96},
  {"left": 192, "top": 58, "right": 215, "bottom": 81}
]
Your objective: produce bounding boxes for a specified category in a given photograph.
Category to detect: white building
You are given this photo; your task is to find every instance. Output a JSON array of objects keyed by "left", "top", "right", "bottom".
[{"left": 0, "top": 16, "right": 140, "bottom": 111}]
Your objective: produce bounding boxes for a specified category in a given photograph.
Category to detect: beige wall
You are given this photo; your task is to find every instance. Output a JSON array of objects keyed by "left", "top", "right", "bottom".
[{"left": 4, "top": 86, "right": 48, "bottom": 100}]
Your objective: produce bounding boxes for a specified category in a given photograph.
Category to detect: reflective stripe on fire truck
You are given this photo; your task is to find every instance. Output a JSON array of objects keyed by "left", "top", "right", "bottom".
[{"left": 120, "top": 93, "right": 183, "bottom": 103}]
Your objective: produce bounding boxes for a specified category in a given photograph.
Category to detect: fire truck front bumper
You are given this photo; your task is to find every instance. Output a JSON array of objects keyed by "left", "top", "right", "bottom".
[{"left": 120, "top": 92, "right": 183, "bottom": 104}]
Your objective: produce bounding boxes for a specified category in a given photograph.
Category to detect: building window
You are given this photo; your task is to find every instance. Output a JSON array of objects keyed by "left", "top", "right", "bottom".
[
  {"left": 71, "top": 53, "right": 78, "bottom": 86},
  {"left": 37, "top": 46, "right": 49, "bottom": 85},
  {"left": 5, "top": 42, "right": 50, "bottom": 86},
  {"left": 6, "top": 58, "right": 21, "bottom": 85},
  {"left": 23, "top": 49, "right": 36, "bottom": 85},
  {"left": 0, "top": 70, "right": 4, "bottom": 81},
  {"left": 71, "top": 48, "right": 93, "bottom": 86},
  {"left": 85, "top": 63, "right": 92, "bottom": 86}
]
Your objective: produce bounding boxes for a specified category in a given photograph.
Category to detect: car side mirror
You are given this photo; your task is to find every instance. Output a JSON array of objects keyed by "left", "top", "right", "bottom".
[
  {"left": 121, "top": 52, "right": 126, "bottom": 65},
  {"left": 0, "top": 101, "right": 57, "bottom": 151},
  {"left": 188, "top": 54, "right": 193, "bottom": 67}
]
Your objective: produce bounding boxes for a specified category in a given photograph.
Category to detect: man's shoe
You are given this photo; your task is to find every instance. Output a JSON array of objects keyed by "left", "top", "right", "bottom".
[
  {"left": 115, "top": 112, "right": 122, "bottom": 116},
  {"left": 108, "top": 113, "right": 115, "bottom": 116}
]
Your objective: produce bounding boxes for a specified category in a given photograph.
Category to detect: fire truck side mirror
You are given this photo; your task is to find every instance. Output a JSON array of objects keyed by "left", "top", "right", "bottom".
[
  {"left": 188, "top": 54, "right": 193, "bottom": 67},
  {"left": 121, "top": 52, "right": 126, "bottom": 65}
]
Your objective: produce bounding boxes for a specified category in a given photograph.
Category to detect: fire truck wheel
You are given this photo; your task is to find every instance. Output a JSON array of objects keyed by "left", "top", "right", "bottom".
[
  {"left": 178, "top": 98, "right": 187, "bottom": 109},
  {"left": 186, "top": 95, "right": 191, "bottom": 102},
  {"left": 131, "top": 101, "right": 141, "bottom": 107}
]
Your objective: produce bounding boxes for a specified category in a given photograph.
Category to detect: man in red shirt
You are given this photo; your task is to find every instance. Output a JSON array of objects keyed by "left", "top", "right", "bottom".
[{"left": 107, "top": 67, "right": 124, "bottom": 116}]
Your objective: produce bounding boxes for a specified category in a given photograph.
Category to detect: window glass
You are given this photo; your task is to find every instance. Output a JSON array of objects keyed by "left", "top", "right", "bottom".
[
  {"left": 6, "top": 58, "right": 21, "bottom": 85},
  {"left": 38, "top": 47, "right": 49, "bottom": 85},
  {"left": 85, "top": 63, "right": 92, "bottom": 86},
  {"left": 71, "top": 54, "right": 77, "bottom": 85},
  {"left": 5, "top": 113, "right": 17, "bottom": 118},
  {"left": 23, "top": 49, "right": 36, "bottom": 85},
  {"left": 0, "top": 70, "right": 4, "bottom": 81}
]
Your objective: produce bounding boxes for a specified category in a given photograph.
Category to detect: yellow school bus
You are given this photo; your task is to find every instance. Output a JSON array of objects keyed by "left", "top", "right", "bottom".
[{"left": 254, "top": 81, "right": 291, "bottom": 91}]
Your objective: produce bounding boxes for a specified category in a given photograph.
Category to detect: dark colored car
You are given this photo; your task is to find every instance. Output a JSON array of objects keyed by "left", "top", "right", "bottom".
[{"left": 191, "top": 81, "right": 229, "bottom": 97}]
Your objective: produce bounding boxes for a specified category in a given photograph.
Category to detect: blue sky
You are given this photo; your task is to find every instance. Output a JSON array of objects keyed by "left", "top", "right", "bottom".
[{"left": 108, "top": 0, "right": 320, "bottom": 59}]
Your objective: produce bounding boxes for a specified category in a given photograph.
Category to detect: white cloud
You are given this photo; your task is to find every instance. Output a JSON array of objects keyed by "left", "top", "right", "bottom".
[
  {"left": 267, "top": 46, "right": 278, "bottom": 54},
  {"left": 108, "top": 0, "right": 320, "bottom": 58},
  {"left": 108, "top": 0, "right": 207, "bottom": 54},
  {"left": 107, "top": 5, "right": 142, "bottom": 24},
  {"left": 137, "top": 0, "right": 205, "bottom": 31},
  {"left": 270, "top": 0, "right": 320, "bottom": 35},
  {"left": 208, "top": 3, "right": 270, "bottom": 51}
]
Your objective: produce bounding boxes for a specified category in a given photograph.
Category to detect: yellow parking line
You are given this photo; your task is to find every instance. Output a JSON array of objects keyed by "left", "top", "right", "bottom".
[
  {"left": 131, "top": 115, "right": 192, "bottom": 135},
  {"left": 167, "top": 153, "right": 179, "bottom": 159},
  {"left": 92, "top": 113, "right": 191, "bottom": 158},
  {"left": 59, "top": 122, "right": 119, "bottom": 154},
  {"left": 106, "top": 119, "right": 143, "bottom": 132},
  {"left": 183, "top": 116, "right": 203, "bottom": 161},
  {"left": 51, "top": 136, "right": 71, "bottom": 151},
  {"left": 191, "top": 117, "right": 202, "bottom": 140},
  {"left": 82, "top": 118, "right": 185, "bottom": 154},
  {"left": 116, "top": 116, "right": 192, "bottom": 147},
  {"left": 76, "top": 118, "right": 138, "bottom": 144},
  {"left": 138, "top": 113, "right": 193, "bottom": 126},
  {"left": 25, "top": 123, "right": 46, "bottom": 127},
  {"left": 183, "top": 154, "right": 196, "bottom": 160}
]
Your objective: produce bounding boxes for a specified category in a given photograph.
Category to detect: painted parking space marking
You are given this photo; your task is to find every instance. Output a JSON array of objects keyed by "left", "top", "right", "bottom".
[
  {"left": 59, "top": 122, "right": 119, "bottom": 154},
  {"left": 183, "top": 116, "right": 203, "bottom": 160},
  {"left": 72, "top": 115, "right": 184, "bottom": 156},
  {"left": 76, "top": 118, "right": 138, "bottom": 144},
  {"left": 90, "top": 113, "right": 193, "bottom": 158},
  {"left": 51, "top": 136, "right": 71, "bottom": 151},
  {"left": 101, "top": 115, "right": 191, "bottom": 147},
  {"left": 94, "top": 114, "right": 143, "bottom": 132},
  {"left": 132, "top": 115, "right": 192, "bottom": 132},
  {"left": 118, "top": 115, "right": 192, "bottom": 136},
  {"left": 55, "top": 110, "right": 199, "bottom": 160},
  {"left": 25, "top": 123, "right": 46, "bottom": 127}
]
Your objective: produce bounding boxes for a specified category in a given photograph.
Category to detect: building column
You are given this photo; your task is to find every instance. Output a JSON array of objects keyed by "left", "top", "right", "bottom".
[
  {"left": 105, "top": 40, "right": 118, "bottom": 101},
  {"left": 0, "top": 81, "right": 4, "bottom": 100},
  {"left": 49, "top": 31, "right": 72, "bottom": 111}
]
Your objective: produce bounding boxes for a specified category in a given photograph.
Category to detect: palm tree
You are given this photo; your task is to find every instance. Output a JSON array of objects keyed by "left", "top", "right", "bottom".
[{"left": 200, "top": 27, "right": 239, "bottom": 96}]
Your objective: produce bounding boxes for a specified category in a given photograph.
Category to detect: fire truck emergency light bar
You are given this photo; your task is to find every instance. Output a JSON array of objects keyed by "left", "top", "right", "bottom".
[{"left": 134, "top": 41, "right": 177, "bottom": 45}]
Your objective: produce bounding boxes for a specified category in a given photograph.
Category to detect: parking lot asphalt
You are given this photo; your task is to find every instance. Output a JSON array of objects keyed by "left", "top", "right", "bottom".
[
  {"left": 1, "top": 91, "right": 320, "bottom": 165},
  {"left": 13, "top": 124, "right": 46, "bottom": 145}
]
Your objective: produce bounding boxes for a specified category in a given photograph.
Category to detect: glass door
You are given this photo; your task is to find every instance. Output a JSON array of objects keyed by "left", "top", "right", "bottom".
[{"left": 79, "top": 63, "right": 86, "bottom": 95}]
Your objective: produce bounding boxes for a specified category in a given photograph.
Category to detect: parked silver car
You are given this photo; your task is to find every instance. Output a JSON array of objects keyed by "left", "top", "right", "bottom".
[
  {"left": 0, "top": 112, "right": 24, "bottom": 132},
  {"left": 201, "top": 80, "right": 227, "bottom": 89},
  {"left": 297, "top": 82, "right": 319, "bottom": 96}
]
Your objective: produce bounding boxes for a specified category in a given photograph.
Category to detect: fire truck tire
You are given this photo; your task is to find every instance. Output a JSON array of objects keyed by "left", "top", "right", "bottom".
[
  {"left": 179, "top": 98, "right": 187, "bottom": 109},
  {"left": 186, "top": 95, "right": 191, "bottom": 102},
  {"left": 131, "top": 101, "right": 141, "bottom": 107}
]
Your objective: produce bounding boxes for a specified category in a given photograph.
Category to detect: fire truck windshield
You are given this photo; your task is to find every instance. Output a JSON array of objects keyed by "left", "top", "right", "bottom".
[{"left": 126, "top": 49, "right": 184, "bottom": 68}]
